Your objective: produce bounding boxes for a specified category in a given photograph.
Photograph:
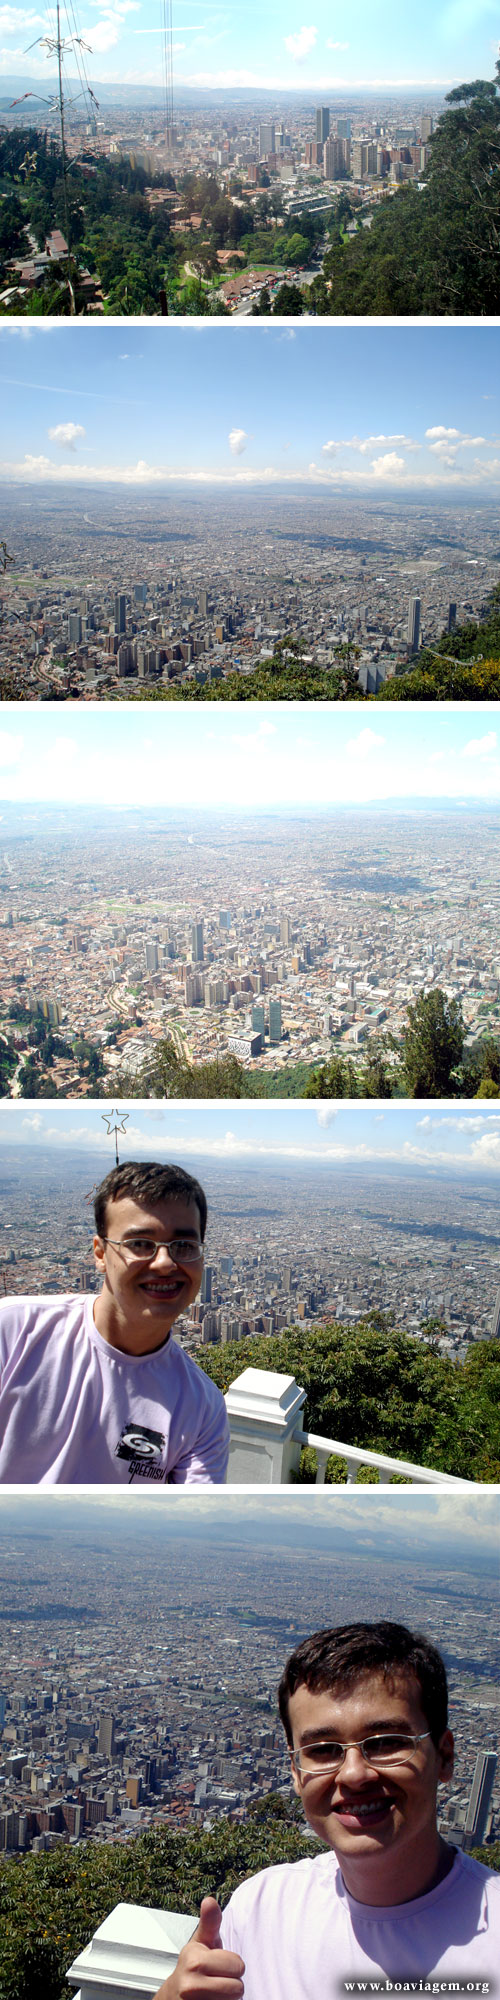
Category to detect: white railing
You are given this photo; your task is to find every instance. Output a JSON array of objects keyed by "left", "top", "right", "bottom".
[{"left": 224, "top": 1369, "right": 472, "bottom": 1486}]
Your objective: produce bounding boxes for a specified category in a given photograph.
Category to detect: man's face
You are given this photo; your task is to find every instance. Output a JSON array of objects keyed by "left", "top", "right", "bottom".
[
  {"left": 288, "top": 1670, "right": 453, "bottom": 1875},
  {"left": 94, "top": 1194, "right": 204, "bottom": 1339}
]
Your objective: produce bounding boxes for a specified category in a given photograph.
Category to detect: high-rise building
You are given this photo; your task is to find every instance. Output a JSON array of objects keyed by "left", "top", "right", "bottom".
[
  {"left": 407, "top": 596, "right": 421, "bottom": 654},
  {"left": 191, "top": 922, "right": 204, "bottom": 963},
  {"left": 259, "top": 121, "right": 275, "bottom": 158},
  {"left": 420, "top": 114, "right": 433, "bottom": 141},
  {"left": 324, "top": 137, "right": 349, "bottom": 179},
  {"left": 316, "top": 106, "right": 330, "bottom": 142},
  {"left": 280, "top": 917, "right": 291, "bottom": 945},
  {"left": 219, "top": 909, "right": 231, "bottom": 930},
  {"left": 201, "top": 1266, "right": 213, "bottom": 1305},
  {"left": 68, "top": 612, "right": 82, "bottom": 646},
  {"left": 145, "top": 940, "right": 159, "bottom": 972},
  {"left": 337, "top": 116, "right": 352, "bottom": 139},
  {"left": 114, "top": 594, "right": 127, "bottom": 634},
  {"left": 490, "top": 1285, "right": 500, "bottom": 1339},
  {"left": 98, "top": 1714, "right": 116, "bottom": 1759},
  {"left": 447, "top": 603, "right": 457, "bottom": 631},
  {"left": 463, "top": 1751, "right": 497, "bottom": 1847},
  {"left": 199, "top": 588, "right": 209, "bottom": 617},
  {"left": 269, "top": 999, "right": 282, "bottom": 1044},
  {"left": 252, "top": 1003, "right": 266, "bottom": 1039},
  {"left": 134, "top": 583, "right": 147, "bottom": 604},
  {"left": 0, "top": 1693, "right": 6, "bottom": 1731}
]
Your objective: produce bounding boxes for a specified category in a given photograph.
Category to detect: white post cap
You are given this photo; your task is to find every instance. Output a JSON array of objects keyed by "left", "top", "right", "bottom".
[{"left": 67, "top": 1901, "right": 197, "bottom": 2000}]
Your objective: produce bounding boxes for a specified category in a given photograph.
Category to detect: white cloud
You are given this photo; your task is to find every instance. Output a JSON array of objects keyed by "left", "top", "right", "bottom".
[
  {"left": 322, "top": 434, "right": 416, "bottom": 457},
  {"left": 462, "top": 732, "right": 497, "bottom": 758},
  {"left": 228, "top": 428, "right": 248, "bottom": 456},
  {"left": 426, "top": 426, "right": 461, "bottom": 439},
  {"left": 371, "top": 452, "right": 406, "bottom": 477},
  {"left": 315, "top": 1106, "right": 339, "bottom": 1127},
  {"left": 0, "top": 6, "right": 44, "bottom": 29},
  {"left": 429, "top": 441, "right": 459, "bottom": 463},
  {"left": 326, "top": 38, "right": 349, "bottom": 48},
  {"left": 48, "top": 421, "right": 86, "bottom": 452},
  {"left": 345, "top": 728, "right": 386, "bottom": 757},
  {"left": 88, "top": 16, "right": 121, "bottom": 48},
  {"left": 284, "top": 24, "right": 317, "bottom": 61}
]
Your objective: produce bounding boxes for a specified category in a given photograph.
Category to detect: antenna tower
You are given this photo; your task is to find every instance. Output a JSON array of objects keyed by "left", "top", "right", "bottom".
[
  {"left": 162, "top": 0, "right": 174, "bottom": 138},
  {"left": 16, "top": 0, "right": 100, "bottom": 314}
]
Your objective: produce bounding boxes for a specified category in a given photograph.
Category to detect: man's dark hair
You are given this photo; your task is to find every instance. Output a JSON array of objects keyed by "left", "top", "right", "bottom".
[
  {"left": 94, "top": 1161, "right": 207, "bottom": 1242},
  {"left": 278, "top": 1622, "right": 448, "bottom": 1749}
]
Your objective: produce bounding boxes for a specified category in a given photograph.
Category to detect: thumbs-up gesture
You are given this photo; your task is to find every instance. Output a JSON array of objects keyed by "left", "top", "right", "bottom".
[{"left": 153, "top": 1896, "right": 245, "bottom": 1999}]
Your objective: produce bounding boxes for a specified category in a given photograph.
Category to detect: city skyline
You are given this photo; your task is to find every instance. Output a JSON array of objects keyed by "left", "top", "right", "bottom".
[
  {"left": 2, "top": 323, "right": 500, "bottom": 494},
  {"left": 1, "top": 708, "right": 500, "bottom": 804},
  {"left": 1, "top": 0, "right": 496, "bottom": 92}
]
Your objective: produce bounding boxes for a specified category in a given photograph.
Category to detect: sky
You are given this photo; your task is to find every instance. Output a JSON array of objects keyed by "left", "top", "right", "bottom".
[
  {"left": 0, "top": 1489, "right": 498, "bottom": 1572},
  {"left": 1, "top": 322, "right": 500, "bottom": 495},
  {"left": 3, "top": 1099, "right": 500, "bottom": 1174},
  {"left": 1, "top": 704, "right": 500, "bottom": 804},
  {"left": 1, "top": 0, "right": 498, "bottom": 91}
]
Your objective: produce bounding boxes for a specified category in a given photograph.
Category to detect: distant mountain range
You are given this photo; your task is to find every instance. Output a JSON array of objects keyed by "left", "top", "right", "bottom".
[{"left": 0, "top": 74, "right": 447, "bottom": 112}]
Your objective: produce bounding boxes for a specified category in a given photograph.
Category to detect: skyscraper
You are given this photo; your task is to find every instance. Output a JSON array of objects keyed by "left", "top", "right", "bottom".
[
  {"left": 407, "top": 596, "right": 421, "bottom": 654},
  {"left": 98, "top": 1714, "right": 116, "bottom": 1759},
  {"left": 269, "top": 999, "right": 282, "bottom": 1044},
  {"left": 145, "top": 940, "right": 159, "bottom": 972},
  {"left": 316, "top": 106, "right": 330, "bottom": 142},
  {"left": 252, "top": 1003, "right": 266, "bottom": 1040},
  {"left": 114, "top": 594, "right": 127, "bottom": 634},
  {"left": 447, "top": 603, "right": 457, "bottom": 631},
  {"left": 490, "top": 1284, "right": 500, "bottom": 1339},
  {"left": 259, "top": 122, "right": 275, "bottom": 158},
  {"left": 463, "top": 1751, "right": 497, "bottom": 1847},
  {"left": 191, "top": 922, "right": 204, "bottom": 962},
  {"left": 201, "top": 1266, "right": 213, "bottom": 1305}
]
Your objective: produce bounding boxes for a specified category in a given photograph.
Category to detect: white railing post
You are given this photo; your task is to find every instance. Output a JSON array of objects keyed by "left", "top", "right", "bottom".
[
  {"left": 67, "top": 1902, "right": 197, "bottom": 2000},
  {"left": 224, "top": 1368, "right": 306, "bottom": 1483}
]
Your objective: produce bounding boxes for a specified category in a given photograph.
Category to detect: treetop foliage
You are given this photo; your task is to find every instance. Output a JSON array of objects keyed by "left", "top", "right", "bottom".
[
  {"left": 0, "top": 1798, "right": 310, "bottom": 2000},
  {"left": 198, "top": 1318, "right": 500, "bottom": 1483}
]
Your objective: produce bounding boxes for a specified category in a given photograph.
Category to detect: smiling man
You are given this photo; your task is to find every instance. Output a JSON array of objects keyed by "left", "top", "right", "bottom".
[
  {"left": 0, "top": 1160, "right": 229, "bottom": 1485},
  {"left": 158, "top": 1622, "right": 499, "bottom": 2000}
]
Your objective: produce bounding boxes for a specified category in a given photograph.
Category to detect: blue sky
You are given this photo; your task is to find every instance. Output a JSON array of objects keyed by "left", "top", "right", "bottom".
[
  {"left": 1, "top": 0, "right": 498, "bottom": 90},
  {"left": 1, "top": 704, "right": 500, "bottom": 803},
  {"left": 2, "top": 1100, "right": 500, "bottom": 1176},
  {"left": 1, "top": 323, "right": 500, "bottom": 495}
]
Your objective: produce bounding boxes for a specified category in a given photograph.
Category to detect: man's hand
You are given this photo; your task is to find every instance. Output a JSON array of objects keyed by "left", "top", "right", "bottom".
[{"left": 153, "top": 1896, "right": 245, "bottom": 1999}]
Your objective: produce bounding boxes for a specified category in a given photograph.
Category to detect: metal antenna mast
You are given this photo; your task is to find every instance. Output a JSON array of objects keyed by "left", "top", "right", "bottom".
[
  {"left": 19, "top": 0, "right": 95, "bottom": 314},
  {"left": 162, "top": 0, "right": 174, "bottom": 137}
]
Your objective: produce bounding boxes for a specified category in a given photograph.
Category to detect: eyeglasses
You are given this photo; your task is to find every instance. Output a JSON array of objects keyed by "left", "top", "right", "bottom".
[
  {"left": 293, "top": 1732, "right": 431, "bottom": 1777},
  {"left": 102, "top": 1235, "right": 204, "bottom": 1266}
]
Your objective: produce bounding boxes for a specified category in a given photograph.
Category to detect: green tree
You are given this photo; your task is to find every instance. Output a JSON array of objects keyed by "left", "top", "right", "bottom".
[
  {"left": 271, "top": 282, "right": 305, "bottom": 314},
  {"left": 0, "top": 1801, "right": 312, "bottom": 2000},
  {"left": 304, "top": 1054, "right": 359, "bottom": 1098},
  {"left": 110, "top": 1034, "right": 251, "bottom": 1100},
  {"left": 198, "top": 1321, "right": 500, "bottom": 1481},
  {"left": 400, "top": 989, "right": 465, "bottom": 1097}
]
